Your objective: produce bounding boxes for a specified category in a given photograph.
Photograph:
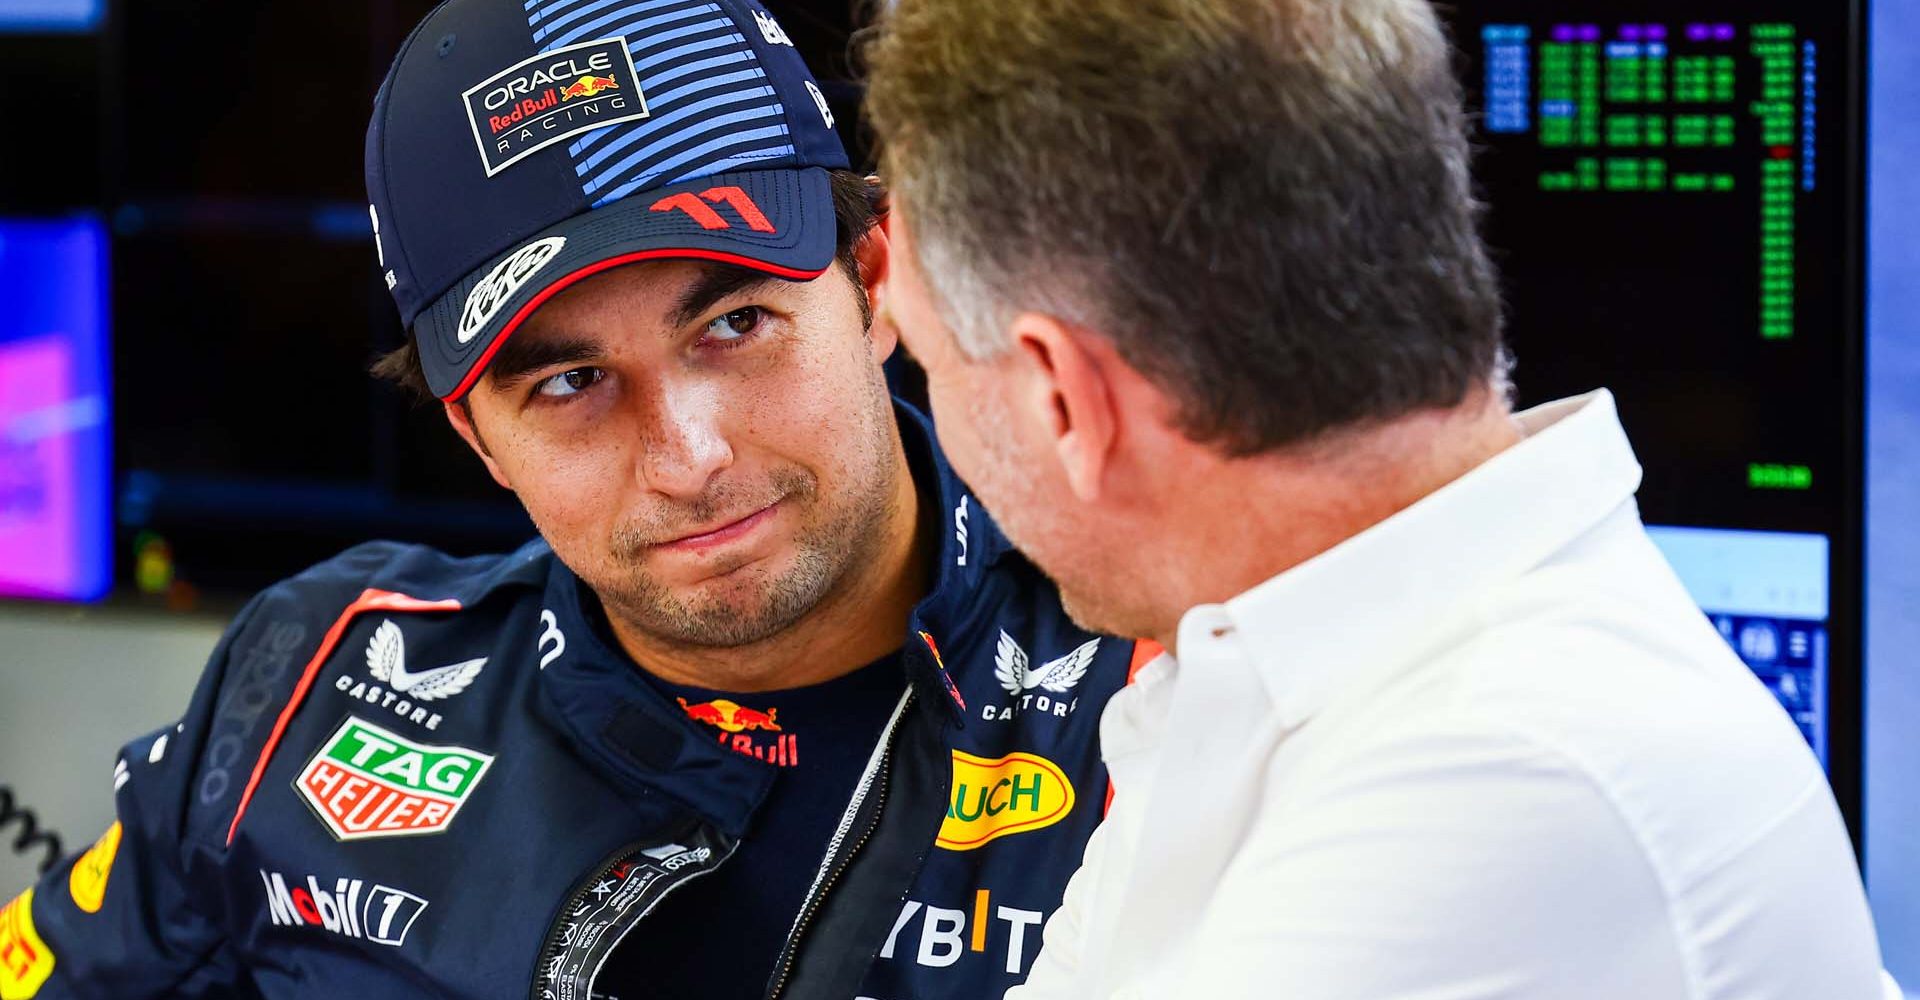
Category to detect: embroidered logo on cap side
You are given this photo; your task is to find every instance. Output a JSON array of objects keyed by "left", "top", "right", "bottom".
[
  {"left": 461, "top": 36, "right": 649, "bottom": 177},
  {"left": 458, "top": 236, "right": 566, "bottom": 344}
]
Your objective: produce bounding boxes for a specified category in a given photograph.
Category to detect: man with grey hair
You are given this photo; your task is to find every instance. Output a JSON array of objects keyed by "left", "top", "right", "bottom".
[{"left": 863, "top": 0, "right": 1897, "bottom": 997}]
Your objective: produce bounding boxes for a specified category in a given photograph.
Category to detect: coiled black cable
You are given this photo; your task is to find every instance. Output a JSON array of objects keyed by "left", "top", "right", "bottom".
[{"left": 0, "top": 785, "right": 65, "bottom": 876}]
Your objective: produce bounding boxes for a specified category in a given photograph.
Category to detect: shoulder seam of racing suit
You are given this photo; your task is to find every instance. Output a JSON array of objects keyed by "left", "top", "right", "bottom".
[{"left": 224, "top": 588, "right": 463, "bottom": 846}]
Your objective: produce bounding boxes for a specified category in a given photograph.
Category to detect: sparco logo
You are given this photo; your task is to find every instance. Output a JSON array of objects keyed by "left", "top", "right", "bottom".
[
  {"left": 461, "top": 36, "right": 648, "bottom": 176},
  {"left": 260, "top": 870, "right": 428, "bottom": 947},
  {"left": 457, "top": 236, "right": 565, "bottom": 344},
  {"left": 199, "top": 620, "right": 307, "bottom": 807}
]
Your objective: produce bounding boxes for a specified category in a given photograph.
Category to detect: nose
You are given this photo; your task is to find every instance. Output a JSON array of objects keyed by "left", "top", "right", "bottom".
[{"left": 634, "top": 378, "right": 734, "bottom": 499}]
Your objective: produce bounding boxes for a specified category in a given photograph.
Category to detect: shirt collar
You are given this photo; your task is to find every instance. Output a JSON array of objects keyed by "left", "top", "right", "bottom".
[{"left": 1178, "top": 389, "right": 1645, "bottom": 730}]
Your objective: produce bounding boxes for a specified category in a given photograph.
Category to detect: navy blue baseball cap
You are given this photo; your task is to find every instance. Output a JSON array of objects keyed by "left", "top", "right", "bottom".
[{"left": 366, "top": 0, "right": 849, "bottom": 400}]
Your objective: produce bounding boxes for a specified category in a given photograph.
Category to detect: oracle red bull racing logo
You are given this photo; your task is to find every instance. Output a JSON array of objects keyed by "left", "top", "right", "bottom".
[
  {"left": 678, "top": 698, "right": 800, "bottom": 767},
  {"left": 461, "top": 36, "right": 648, "bottom": 177}
]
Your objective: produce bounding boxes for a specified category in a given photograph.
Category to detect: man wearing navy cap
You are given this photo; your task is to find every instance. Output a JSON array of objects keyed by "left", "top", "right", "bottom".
[{"left": 0, "top": 2, "right": 1144, "bottom": 998}]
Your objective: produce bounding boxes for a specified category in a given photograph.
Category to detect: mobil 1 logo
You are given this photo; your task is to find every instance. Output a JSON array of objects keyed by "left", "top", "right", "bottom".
[
  {"left": 260, "top": 869, "right": 428, "bottom": 947},
  {"left": 462, "top": 36, "right": 649, "bottom": 177}
]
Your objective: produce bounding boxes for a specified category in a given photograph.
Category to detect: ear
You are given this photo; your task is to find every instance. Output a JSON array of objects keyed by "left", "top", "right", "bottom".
[
  {"left": 1008, "top": 312, "right": 1118, "bottom": 502},
  {"left": 443, "top": 399, "right": 513, "bottom": 491},
  {"left": 854, "top": 216, "right": 896, "bottom": 364}
]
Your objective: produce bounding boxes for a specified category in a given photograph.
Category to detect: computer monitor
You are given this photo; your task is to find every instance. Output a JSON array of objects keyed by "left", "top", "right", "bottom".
[
  {"left": 0, "top": 0, "right": 103, "bottom": 33},
  {"left": 0, "top": 215, "right": 112, "bottom": 602},
  {"left": 1446, "top": 3, "right": 1865, "bottom": 840}
]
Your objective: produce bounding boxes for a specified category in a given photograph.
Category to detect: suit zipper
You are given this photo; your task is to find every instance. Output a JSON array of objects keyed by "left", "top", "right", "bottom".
[{"left": 764, "top": 687, "right": 915, "bottom": 1000}]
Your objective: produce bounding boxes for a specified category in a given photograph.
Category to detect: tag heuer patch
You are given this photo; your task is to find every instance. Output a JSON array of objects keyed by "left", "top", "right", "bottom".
[
  {"left": 294, "top": 717, "right": 494, "bottom": 841},
  {"left": 462, "top": 36, "right": 649, "bottom": 177}
]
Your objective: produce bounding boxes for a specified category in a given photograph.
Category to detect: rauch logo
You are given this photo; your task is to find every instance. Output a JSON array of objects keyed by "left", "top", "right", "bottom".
[{"left": 936, "top": 750, "right": 1076, "bottom": 851}]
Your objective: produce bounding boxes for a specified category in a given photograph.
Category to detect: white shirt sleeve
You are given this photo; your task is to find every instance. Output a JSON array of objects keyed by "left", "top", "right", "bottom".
[
  {"left": 1157, "top": 720, "right": 1691, "bottom": 1000},
  {"left": 1135, "top": 715, "right": 1886, "bottom": 1000}
]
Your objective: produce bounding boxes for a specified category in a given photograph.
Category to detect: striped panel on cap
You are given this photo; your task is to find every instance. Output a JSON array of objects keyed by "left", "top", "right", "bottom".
[{"left": 523, "top": 0, "right": 798, "bottom": 208}]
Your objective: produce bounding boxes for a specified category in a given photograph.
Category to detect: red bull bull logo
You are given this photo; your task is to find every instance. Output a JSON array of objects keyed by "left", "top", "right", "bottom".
[
  {"left": 677, "top": 698, "right": 779, "bottom": 733},
  {"left": 678, "top": 698, "right": 798, "bottom": 767},
  {"left": 561, "top": 75, "right": 619, "bottom": 101}
]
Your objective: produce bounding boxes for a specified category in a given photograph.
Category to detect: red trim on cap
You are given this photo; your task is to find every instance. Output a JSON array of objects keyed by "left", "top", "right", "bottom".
[
  {"left": 442, "top": 248, "right": 829, "bottom": 401},
  {"left": 224, "top": 588, "right": 463, "bottom": 847}
]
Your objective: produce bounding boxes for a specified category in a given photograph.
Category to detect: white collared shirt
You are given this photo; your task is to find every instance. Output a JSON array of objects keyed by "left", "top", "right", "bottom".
[{"left": 1010, "top": 391, "right": 1895, "bottom": 1000}]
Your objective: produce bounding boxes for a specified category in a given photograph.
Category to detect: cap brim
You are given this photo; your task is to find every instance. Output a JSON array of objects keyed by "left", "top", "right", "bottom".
[{"left": 415, "top": 167, "right": 837, "bottom": 400}]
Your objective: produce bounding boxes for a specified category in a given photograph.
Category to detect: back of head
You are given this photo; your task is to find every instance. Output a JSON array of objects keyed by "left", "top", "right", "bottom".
[{"left": 865, "top": 0, "right": 1507, "bottom": 455}]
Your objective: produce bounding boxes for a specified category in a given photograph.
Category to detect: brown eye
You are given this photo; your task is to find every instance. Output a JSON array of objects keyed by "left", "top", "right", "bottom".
[
  {"left": 534, "top": 367, "right": 604, "bottom": 398},
  {"left": 706, "top": 306, "right": 762, "bottom": 343}
]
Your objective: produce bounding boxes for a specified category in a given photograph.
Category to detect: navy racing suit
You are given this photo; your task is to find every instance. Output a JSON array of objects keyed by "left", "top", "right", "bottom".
[{"left": 0, "top": 404, "right": 1143, "bottom": 1000}]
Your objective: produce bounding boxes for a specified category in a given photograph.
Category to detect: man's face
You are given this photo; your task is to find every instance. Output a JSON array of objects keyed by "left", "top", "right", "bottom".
[
  {"left": 455, "top": 256, "right": 902, "bottom": 649},
  {"left": 883, "top": 208, "right": 1136, "bottom": 635}
]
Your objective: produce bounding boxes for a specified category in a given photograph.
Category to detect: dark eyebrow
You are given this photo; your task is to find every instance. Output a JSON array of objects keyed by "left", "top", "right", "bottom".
[
  {"left": 667, "top": 263, "right": 783, "bottom": 328},
  {"left": 483, "top": 263, "right": 784, "bottom": 392},
  {"left": 484, "top": 332, "right": 602, "bottom": 393}
]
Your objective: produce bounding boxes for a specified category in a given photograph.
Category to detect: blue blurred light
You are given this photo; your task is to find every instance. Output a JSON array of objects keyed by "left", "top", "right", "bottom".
[
  {"left": 0, "top": 0, "right": 104, "bottom": 32},
  {"left": 0, "top": 215, "right": 111, "bottom": 601}
]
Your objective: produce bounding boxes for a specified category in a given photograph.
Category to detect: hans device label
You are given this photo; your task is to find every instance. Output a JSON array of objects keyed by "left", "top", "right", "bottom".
[{"left": 462, "top": 36, "right": 649, "bottom": 177}]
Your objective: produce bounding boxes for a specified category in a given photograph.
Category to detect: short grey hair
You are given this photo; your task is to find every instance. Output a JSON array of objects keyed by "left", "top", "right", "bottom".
[{"left": 865, "top": 0, "right": 1507, "bottom": 455}]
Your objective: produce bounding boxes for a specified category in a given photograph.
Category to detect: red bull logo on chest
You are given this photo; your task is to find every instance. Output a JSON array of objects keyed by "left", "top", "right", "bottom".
[{"left": 678, "top": 698, "right": 800, "bottom": 767}]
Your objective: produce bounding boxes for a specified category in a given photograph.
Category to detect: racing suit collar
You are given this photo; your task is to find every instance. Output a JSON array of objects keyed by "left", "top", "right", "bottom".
[
  {"left": 530, "top": 398, "right": 1014, "bottom": 833},
  {"left": 538, "top": 562, "right": 779, "bottom": 837},
  {"left": 894, "top": 399, "right": 1015, "bottom": 723}
]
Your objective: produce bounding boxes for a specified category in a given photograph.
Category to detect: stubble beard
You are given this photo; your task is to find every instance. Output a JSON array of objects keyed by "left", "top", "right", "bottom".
[{"left": 596, "top": 390, "right": 901, "bottom": 651}]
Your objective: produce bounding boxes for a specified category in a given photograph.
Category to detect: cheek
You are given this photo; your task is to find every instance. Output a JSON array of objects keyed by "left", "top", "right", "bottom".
[
  {"left": 493, "top": 428, "right": 629, "bottom": 545},
  {"left": 753, "top": 331, "right": 863, "bottom": 440},
  {"left": 922, "top": 374, "right": 991, "bottom": 484}
]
